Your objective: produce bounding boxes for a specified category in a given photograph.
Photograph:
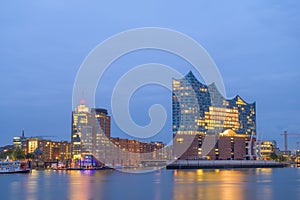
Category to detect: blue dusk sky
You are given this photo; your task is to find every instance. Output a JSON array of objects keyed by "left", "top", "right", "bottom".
[{"left": 0, "top": 1, "right": 299, "bottom": 149}]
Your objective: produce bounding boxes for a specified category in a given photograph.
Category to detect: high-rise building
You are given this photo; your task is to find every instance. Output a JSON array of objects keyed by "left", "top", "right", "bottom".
[
  {"left": 172, "top": 71, "right": 256, "bottom": 160},
  {"left": 71, "top": 100, "right": 93, "bottom": 160},
  {"left": 91, "top": 108, "right": 111, "bottom": 138},
  {"left": 71, "top": 100, "right": 111, "bottom": 161}
]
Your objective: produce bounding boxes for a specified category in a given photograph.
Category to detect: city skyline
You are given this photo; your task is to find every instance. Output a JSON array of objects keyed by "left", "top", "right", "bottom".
[
  {"left": 1, "top": 2, "right": 300, "bottom": 200},
  {"left": 0, "top": 1, "right": 300, "bottom": 150}
]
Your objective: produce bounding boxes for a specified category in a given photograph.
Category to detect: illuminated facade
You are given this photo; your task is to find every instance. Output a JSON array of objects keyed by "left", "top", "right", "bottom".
[
  {"left": 92, "top": 108, "right": 111, "bottom": 138},
  {"left": 173, "top": 71, "right": 256, "bottom": 160},
  {"left": 71, "top": 100, "right": 95, "bottom": 159},
  {"left": 21, "top": 137, "right": 70, "bottom": 161},
  {"left": 257, "top": 140, "right": 277, "bottom": 160},
  {"left": 91, "top": 108, "right": 112, "bottom": 162},
  {"left": 71, "top": 100, "right": 111, "bottom": 161},
  {"left": 109, "top": 137, "right": 165, "bottom": 166},
  {"left": 51, "top": 141, "right": 71, "bottom": 161},
  {"left": 13, "top": 130, "right": 26, "bottom": 148}
]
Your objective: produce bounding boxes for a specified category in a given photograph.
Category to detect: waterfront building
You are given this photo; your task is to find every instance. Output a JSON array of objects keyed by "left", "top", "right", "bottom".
[
  {"left": 109, "top": 137, "right": 141, "bottom": 166},
  {"left": 71, "top": 100, "right": 111, "bottom": 161},
  {"left": 91, "top": 108, "right": 112, "bottom": 162},
  {"left": 91, "top": 108, "right": 111, "bottom": 138},
  {"left": 71, "top": 100, "right": 93, "bottom": 160},
  {"left": 109, "top": 137, "right": 165, "bottom": 166},
  {"left": 12, "top": 130, "right": 26, "bottom": 148},
  {"left": 256, "top": 140, "right": 278, "bottom": 160},
  {"left": 51, "top": 141, "right": 71, "bottom": 161},
  {"left": 150, "top": 141, "right": 166, "bottom": 160},
  {"left": 172, "top": 71, "right": 256, "bottom": 160},
  {"left": 21, "top": 137, "right": 70, "bottom": 161},
  {"left": 71, "top": 100, "right": 166, "bottom": 166}
]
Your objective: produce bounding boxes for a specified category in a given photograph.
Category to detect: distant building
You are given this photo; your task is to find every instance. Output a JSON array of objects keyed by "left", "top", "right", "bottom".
[
  {"left": 173, "top": 71, "right": 256, "bottom": 160},
  {"left": 51, "top": 141, "right": 71, "bottom": 161},
  {"left": 109, "top": 137, "right": 165, "bottom": 166},
  {"left": 71, "top": 101, "right": 166, "bottom": 166},
  {"left": 109, "top": 137, "right": 141, "bottom": 166},
  {"left": 13, "top": 129, "right": 26, "bottom": 148},
  {"left": 71, "top": 100, "right": 111, "bottom": 161},
  {"left": 91, "top": 108, "right": 111, "bottom": 138},
  {"left": 256, "top": 140, "right": 277, "bottom": 160},
  {"left": 71, "top": 100, "right": 93, "bottom": 160},
  {"left": 21, "top": 137, "right": 70, "bottom": 161}
]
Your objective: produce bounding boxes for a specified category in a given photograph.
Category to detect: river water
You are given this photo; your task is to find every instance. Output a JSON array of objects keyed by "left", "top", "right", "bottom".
[{"left": 1, "top": 167, "right": 300, "bottom": 200}]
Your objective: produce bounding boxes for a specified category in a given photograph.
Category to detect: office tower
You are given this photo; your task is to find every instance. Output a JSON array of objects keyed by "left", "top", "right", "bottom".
[
  {"left": 91, "top": 108, "right": 111, "bottom": 138},
  {"left": 71, "top": 100, "right": 111, "bottom": 161},
  {"left": 71, "top": 100, "right": 93, "bottom": 160}
]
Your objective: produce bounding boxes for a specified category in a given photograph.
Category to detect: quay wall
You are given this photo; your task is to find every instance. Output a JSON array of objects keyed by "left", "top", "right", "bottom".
[{"left": 166, "top": 160, "right": 288, "bottom": 169}]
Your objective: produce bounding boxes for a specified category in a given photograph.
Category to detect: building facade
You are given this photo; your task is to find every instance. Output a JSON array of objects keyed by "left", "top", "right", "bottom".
[
  {"left": 173, "top": 71, "right": 256, "bottom": 160},
  {"left": 256, "top": 140, "right": 278, "bottom": 160},
  {"left": 71, "top": 100, "right": 111, "bottom": 161},
  {"left": 13, "top": 130, "right": 26, "bottom": 148},
  {"left": 71, "top": 101, "right": 166, "bottom": 166},
  {"left": 71, "top": 100, "right": 93, "bottom": 160},
  {"left": 92, "top": 108, "right": 111, "bottom": 138},
  {"left": 109, "top": 137, "right": 165, "bottom": 166},
  {"left": 21, "top": 137, "right": 70, "bottom": 161}
]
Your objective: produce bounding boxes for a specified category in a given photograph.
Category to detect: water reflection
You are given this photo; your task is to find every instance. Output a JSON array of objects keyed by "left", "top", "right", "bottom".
[
  {"left": 68, "top": 171, "right": 90, "bottom": 199},
  {"left": 24, "top": 170, "right": 39, "bottom": 200},
  {"left": 3, "top": 168, "right": 300, "bottom": 200},
  {"left": 256, "top": 168, "right": 272, "bottom": 176},
  {"left": 172, "top": 169, "right": 274, "bottom": 200},
  {"left": 67, "top": 170, "right": 123, "bottom": 199},
  {"left": 67, "top": 170, "right": 103, "bottom": 199}
]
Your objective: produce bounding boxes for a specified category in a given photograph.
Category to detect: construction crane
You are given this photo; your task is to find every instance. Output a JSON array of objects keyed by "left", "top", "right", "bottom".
[{"left": 280, "top": 131, "right": 300, "bottom": 151}]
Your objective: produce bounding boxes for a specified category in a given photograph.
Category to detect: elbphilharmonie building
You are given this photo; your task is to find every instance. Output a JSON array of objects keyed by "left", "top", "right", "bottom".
[{"left": 172, "top": 71, "right": 256, "bottom": 160}]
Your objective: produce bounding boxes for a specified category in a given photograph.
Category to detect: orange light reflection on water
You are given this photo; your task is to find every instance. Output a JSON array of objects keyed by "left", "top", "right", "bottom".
[
  {"left": 67, "top": 170, "right": 92, "bottom": 200},
  {"left": 173, "top": 169, "right": 272, "bottom": 200},
  {"left": 24, "top": 170, "right": 39, "bottom": 200}
]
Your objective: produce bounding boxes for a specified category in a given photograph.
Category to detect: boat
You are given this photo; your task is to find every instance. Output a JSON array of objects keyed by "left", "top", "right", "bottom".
[{"left": 0, "top": 159, "right": 31, "bottom": 174}]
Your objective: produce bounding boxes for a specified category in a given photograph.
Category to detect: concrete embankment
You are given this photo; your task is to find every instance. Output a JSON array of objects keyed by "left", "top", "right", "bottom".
[{"left": 166, "top": 160, "right": 288, "bottom": 169}]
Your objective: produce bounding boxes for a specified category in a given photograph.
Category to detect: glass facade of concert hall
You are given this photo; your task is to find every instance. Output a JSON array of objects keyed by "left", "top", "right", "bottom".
[{"left": 173, "top": 71, "right": 256, "bottom": 159}]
